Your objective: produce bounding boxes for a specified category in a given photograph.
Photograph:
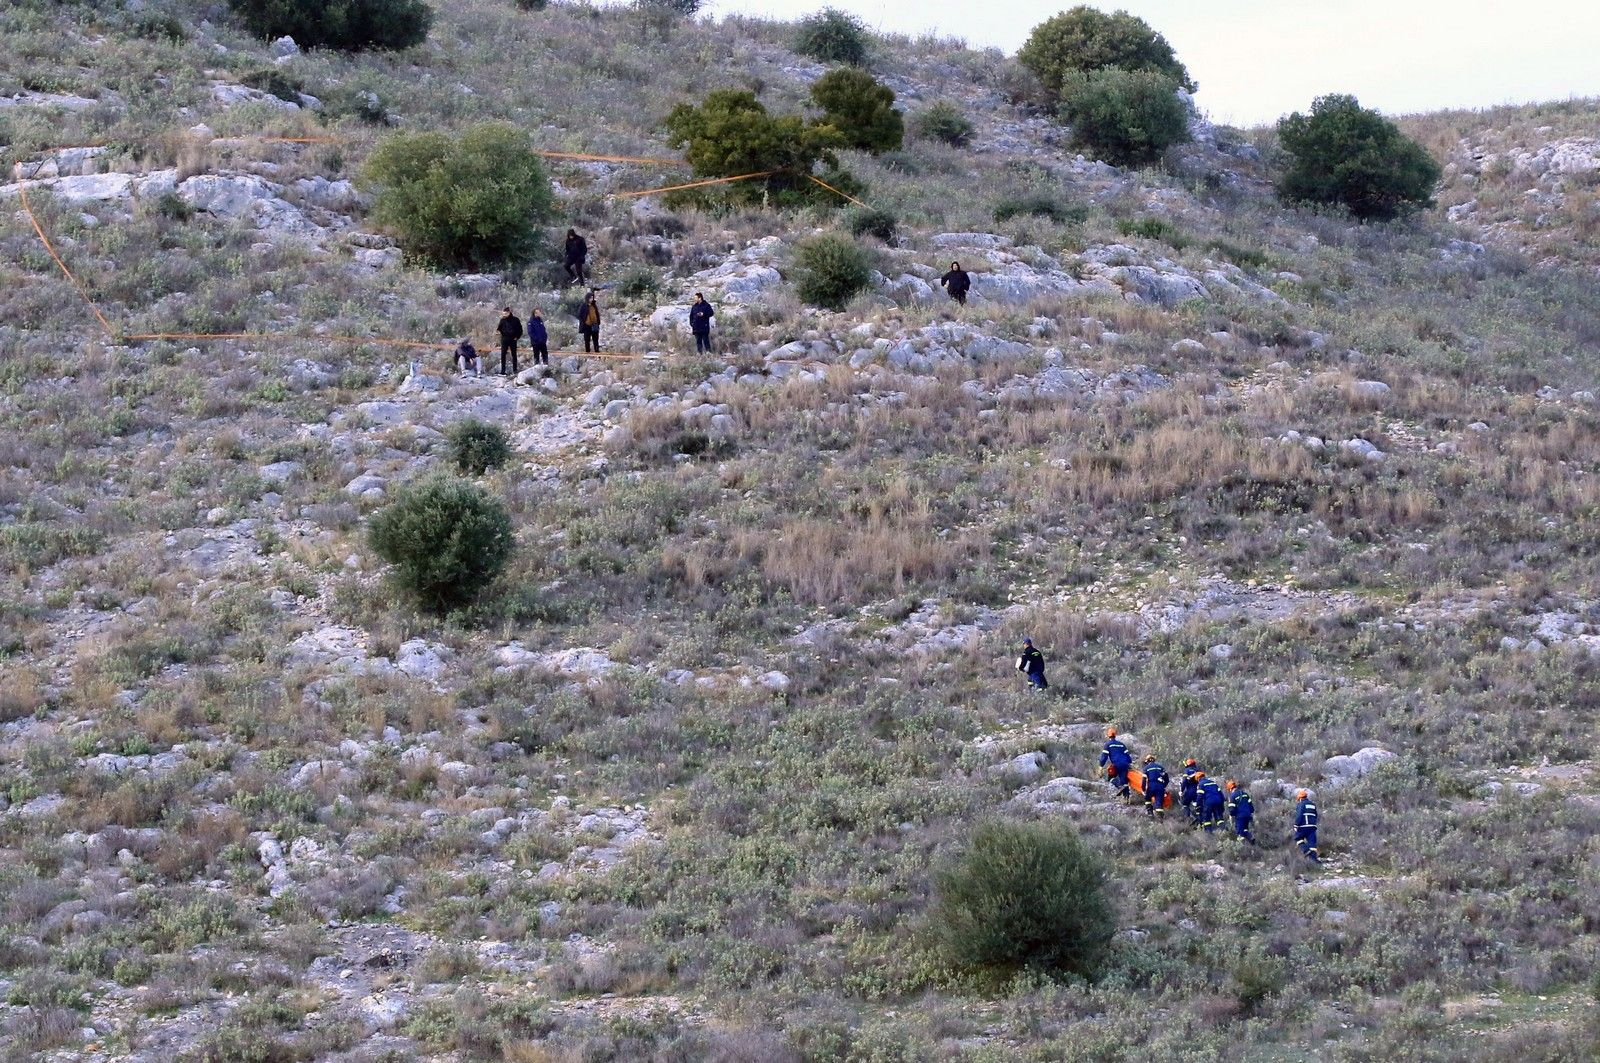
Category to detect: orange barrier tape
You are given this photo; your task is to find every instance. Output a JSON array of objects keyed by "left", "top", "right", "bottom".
[
  {"left": 611, "top": 170, "right": 774, "bottom": 199},
  {"left": 12, "top": 163, "right": 118, "bottom": 340},
  {"left": 807, "top": 173, "right": 868, "bottom": 208}
]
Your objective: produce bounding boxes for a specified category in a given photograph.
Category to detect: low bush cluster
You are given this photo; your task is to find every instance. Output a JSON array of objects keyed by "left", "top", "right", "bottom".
[
  {"left": 226, "top": 0, "right": 433, "bottom": 52},
  {"left": 793, "top": 7, "right": 870, "bottom": 65},
  {"left": 446, "top": 419, "right": 512, "bottom": 476},
  {"left": 913, "top": 101, "right": 975, "bottom": 147},
  {"left": 792, "top": 232, "right": 874, "bottom": 310},
  {"left": 811, "top": 67, "right": 903, "bottom": 154},
  {"left": 1058, "top": 67, "right": 1191, "bottom": 167},
  {"left": 1018, "top": 5, "right": 1194, "bottom": 98},
  {"left": 1277, "top": 94, "right": 1443, "bottom": 221},
  {"left": 360, "top": 122, "right": 555, "bottom": 267},
  {"left": 663, "top": 89, "right": 850, "bottom": 207},
  {"left": 368, "top": 476, "right": 515, "bottom": 612}
]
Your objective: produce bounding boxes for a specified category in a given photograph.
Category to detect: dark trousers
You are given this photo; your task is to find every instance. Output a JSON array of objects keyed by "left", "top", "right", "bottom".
[
  {"left": 693, "top": 329, "right": 712, "bottom": 353},
  {"left": 500, "top": 339, "right": 518, "bottom": 375},
  {"left": 565, "top": 259, "right": 587, "bottom": 285},
  {"left": 582, "top": 327, "right": 600, "bottom": 353},
  {"left": 1146, "top": 785, "right": 1167, "bottom": 817},
  {"left": 530, "top": 342, "right": 549, "bottom": 366},
  {"left": 1025, "top": 669, "right": 1047, "bottom": 690},
  {"left": 949, "top": 289, "right": 967, "bottom": 305}
]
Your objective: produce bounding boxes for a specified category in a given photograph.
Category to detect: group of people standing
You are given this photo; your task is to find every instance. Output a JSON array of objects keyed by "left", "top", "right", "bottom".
[{"left": 1099, "top": 728, "right": 1322, "bottom": 864}]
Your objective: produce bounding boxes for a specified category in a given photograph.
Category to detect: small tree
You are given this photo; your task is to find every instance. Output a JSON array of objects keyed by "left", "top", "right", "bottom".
[
  {"left": 793, "top": 232, "right": 874, "bottom": 310},
  {"left": 913, "top": 101, "right": 974, "bottom": 147},
  {"left": 360, "top": 122, "right": 555, "bottom": 267},
  {"left": 663, "top": 89, "right": 847, "bottom": 207},
  {"left": 794, "top": 7, "right": 870, "bottom": 65},
  {"left": 846, "top": 206, "right": 898, "bottom": 242},
  {"left": 810, "top": 67, "right": 904, "bottom": 154},
  {"left": 1019, "top": 6, "right": 1193, "bottom": 98},
  {"left": 368, "top": 476, "right": 514, "bottom": 613},
  {"left": 227, "top": 0, "right": 433, "bottom": 51},
  {"left": 933, "top": 820, "right": 1115, "bottom": 980},
  {"left": 447, "top": 419, "right": 512, "bottom": 476},
  {"left": 1058, "top": 68, "right": 1190, "bottom": 167},
  {"left": 1276, "top": 94, "right": 1442, "bottom": 221}
]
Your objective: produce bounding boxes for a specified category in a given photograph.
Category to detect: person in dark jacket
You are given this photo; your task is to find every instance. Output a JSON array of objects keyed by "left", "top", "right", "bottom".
[
  {"left": 1226, "top": 780, "right": 1255, "bottom": 844},
  {"left": 453, "top": 338, "right": 478, "bottom": 375},
  {"left": 564, "top": 229, "right": 589, "bottom": 285},
  {"left": 939, "top": 261, "right": 971, "bottom": 305},
  {"left": 1293, "top": 789, "right": 1320, "bottom": 863},
  {"left": 1016, "top": 637, "right": 1047, "bottom": 690},
  {"left": 527, "top": 309, "right": 549, "bottom": 368},
  {"left": 1178, "top": 758, "right": 1203, "bottom": 824},
  {"left": 1142, "top": 754, "right": 1169, "bottom": 819},
  {"left": 1099, "top": 727, "right": 1132, "bottom": 799},
  {"left": 1196, "top": 774, "right": 1227, "bottom": 833},
  {"left": 577, "top": 292, "right": 602, "bottom": 353},
  {"left": 497, "top": 307, "right": 523, "bottom": 376},
  {"left": 688, "top": 292, "right": 715, "bottom": 354}
]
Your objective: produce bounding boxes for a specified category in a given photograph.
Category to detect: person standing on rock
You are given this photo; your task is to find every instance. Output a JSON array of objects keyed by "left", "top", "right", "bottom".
[
  {"left": 1293, "top": 789, "right": 1320, "bottom": 863},
  {"left": 564, "top": 228, "right": 589, "bottom": 286},
  {"left": 1016, "top": 637, "right": 1048, "bottom": 690},
  {"left": 497, "top": 307, "right": 523, "bottom": 377},
  {"left": 577, "top": 291, "right": 602, "bottom": 353},
  {"left": 527, "top": 309, "right": 550, "bottom": 369},
  {"left": 1196, "top": 773, "right": 1227, "bottom": 833},
  {"left": 1178, "top": 758, "right": 1203, "bottom": 824},
  {"left": 453, "top": 338, "right": 478, "bottom": 375},
  {"left": 940, "top": 260, "right": 971, "bottom": 305},
  {"left": 1226, "top": 780, "right": 1255, "bottom": 844},
  {"left": 1141, "top": 754, "right": 1169, "bottom": 819},
  {"left": 1099, "top": 727, "right": 1132, "bottom": 800},
  {"left": 688, "top": 292, "right": 715, "bottom": 354}
]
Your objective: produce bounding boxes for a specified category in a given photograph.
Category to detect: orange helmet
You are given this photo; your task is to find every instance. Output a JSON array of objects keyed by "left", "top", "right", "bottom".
[
  {"left": 1106, "top": 727, "right": 1117, "bottom": 738},
  {"left": 1193, "top": 771, "right": 1206, "bottom": 780},
  {"left": 1226, "top": 780, "right": 1237, "bottom": 790},
  {"left": 1144, "top": 754, "right": 1156, "bottom": 764},
  {"left": 1296, "top": 789, "right": 1309, "bottom": 800},
  {"left": 1184, "top": 758, "right": 1197, "bottom": 767}
]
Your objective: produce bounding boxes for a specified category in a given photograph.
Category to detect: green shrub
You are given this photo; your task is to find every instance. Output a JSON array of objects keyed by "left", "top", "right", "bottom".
[
  {"left": 1018, "top": 6, "right": 1194, "bottom": 98},
  {"left": 793, "top": 233, "right": 875, "bottom": 310},
  {"left": 994, "top": 195, "right": 1087, "bottom": 225},
  {"left": 1115, "top": 215, "right": 1188, "bottom": 246},
  {"left": 360, "top": 122, "right": 555, "bottom": 267},
  {"left": 794, "top": 7, "right": 870, "bottom": 65},
  {"left": 846, "top": 206, "right": 898, "bottom": 242},
  {"left": 1058, "top": 68, "right": 1190, "bottom": 167},
  {"left": 614, "top": 264, "right": 661, "bottom": 300},
  {"left": 913, "top": 101, "right": 974, "bottom": 147},
  {"left": 810, "top": 68, "right": 903, "bottom": 154},
  {"left": 239, "top": 68, "right": 304, "bottom": 104},
  {"left": 368, "top": 476, "right": 515, "bottom": 612},
  {"left": 226, "top": 0, "right": 433, "bottom": 51},
  {"left": 1276, "top": 94, "right": 1442, "bottom": 221},
  {"left": 513, "top": 0, "right": 548, "bottom": 8},
  {"left": 446, "top": 419, "right": 512, "bottom": 476},
  {"left": 663, "top": 89, "right": 847, "bottom": 208},
  {"left": 932, "top": 820, "right": 1115, "bottom": 980}
]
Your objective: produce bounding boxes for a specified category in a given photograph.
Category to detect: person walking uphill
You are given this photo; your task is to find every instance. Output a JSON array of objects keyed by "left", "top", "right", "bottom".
[
  {"left": 1099, "top": 727, "right": 1133, "bottom": 800},
  {"left": 1141, "top": 754, "right": 1169, "bottom": 819},
  {"left": 940, "top": 261, "right": 971, "bottom": 305},
  {"left": 1196, "top": 773, "right": 1226, "bottom": 833},
  {"left": 497, "top": 307, "right": 523, "bottom": 376},
  {"left": 564, "top": 229, "right": 589, "bottom": 286},
  {"left": 689, "top": 292, "right": 715, "bottom": 354},
  {"left": 1294, "top": 789, "right": 1320, "bottom": 864},
  {"left": 527, "top": 310, "right": 549, "bottom": 368},
  {"left": 1226, "top": 780, "right": 1255, "bottom": 844},
  {"left": 577, "top": 292, "right": 602, "bottom": 353},
  {"left": 1016, "top": 638, "right": 1047, "bottom": 690}
]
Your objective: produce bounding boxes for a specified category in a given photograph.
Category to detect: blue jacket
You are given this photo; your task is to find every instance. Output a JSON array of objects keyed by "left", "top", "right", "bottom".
[
  {"left": 1143, "top": 763, "right": 1169, "bottom": 792},
  {"left": 1229, "top": 790, "right": 1255, "bottom": 822},
  {"left": 1100, "top": 739, "right": 1132, "bottom": 770},
  {"left": 1295, "top": 799, "right": 1319, "bottom": 830},
  {"left": 1198, "top": 779, "right": 1225, "bottom": 812},
  {"left": 689, "top": 299, "right": 715, "bottom": 333},
  {"left": 527, "top": 317, "right": 548, "bottom": 344},
  {"left": 1179, "top": 765, "right": 1201, "bottom": 798}
]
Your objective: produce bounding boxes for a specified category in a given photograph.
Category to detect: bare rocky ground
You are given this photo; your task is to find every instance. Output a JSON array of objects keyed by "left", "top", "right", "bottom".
[{"left": 3, "top": 3, "right": 1600, "bottom": 1060}]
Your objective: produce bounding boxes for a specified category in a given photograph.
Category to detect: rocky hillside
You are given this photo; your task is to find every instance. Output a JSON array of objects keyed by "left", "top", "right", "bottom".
[{"left": 2, "top": 2, "right": 1599, "bottom": 1061}]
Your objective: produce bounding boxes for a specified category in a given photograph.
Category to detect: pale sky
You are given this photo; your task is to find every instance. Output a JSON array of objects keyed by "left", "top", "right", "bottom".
[{"left": 709, "top": 0, "right": 1600, "bottom": 127}]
